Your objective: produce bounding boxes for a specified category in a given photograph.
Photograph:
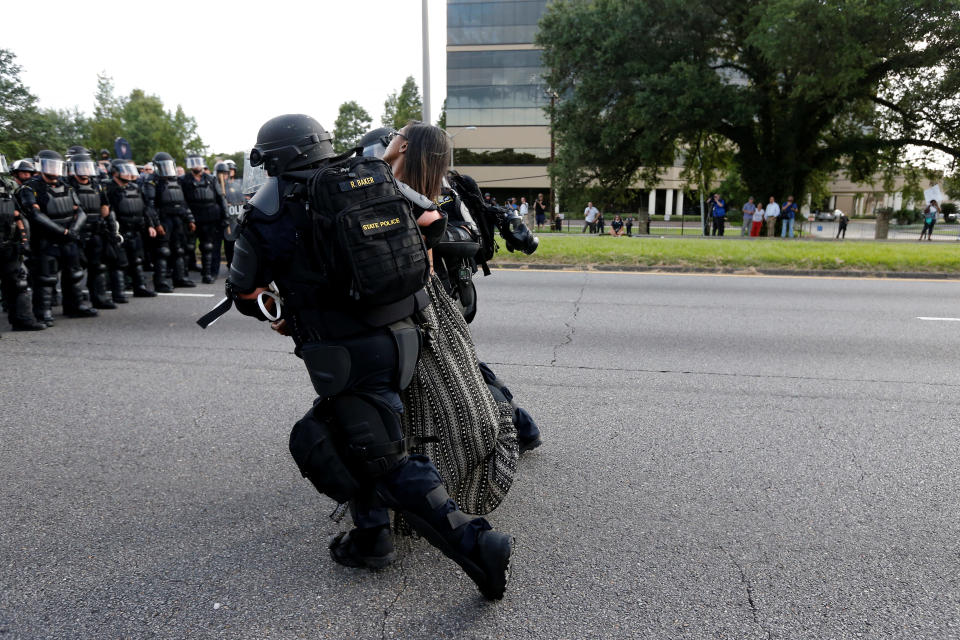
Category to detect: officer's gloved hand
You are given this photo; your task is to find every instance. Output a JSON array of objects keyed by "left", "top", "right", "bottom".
[{"left": 63, "top": 229, "right": 81, "bottom": 243}]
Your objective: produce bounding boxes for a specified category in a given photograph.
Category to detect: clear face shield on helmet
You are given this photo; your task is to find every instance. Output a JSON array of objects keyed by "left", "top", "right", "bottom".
[
  {"left": 241, "top": 151, "right": 268, "bottom": 196},
  {"left": 155, "top": 160, "right": 177, "bottom": 177},
  {"left": 71, "top": 160, "right": 98, "bottom": 177},
  {"left": 0, "top": 154, "right": 8, "bottom": 174},
  {"left": 185, "top": 156, "right": 206, "bottom": 170},
  {"left": 38, "top": 157, "right": 66, "bottom": 177},
  {"left": 116, "top": 162, "right": 139, "bottom": 181}
]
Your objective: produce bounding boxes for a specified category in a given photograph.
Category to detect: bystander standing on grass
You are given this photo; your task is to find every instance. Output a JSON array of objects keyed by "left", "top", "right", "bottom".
[
  {"left": 711, "top": 193, "right": 727, "bottom": 236},
  {"left": 920, "top": 200, "right": 940, "bottom": 241},
  {"left": 764, "top": 197, "right": 780, "bottom": 237},
  {"left": 742, "top": 197, "right": 757, "bottom": 236},
  {"left": 781, "top": 196, "right": 798, "bottom": 238}
]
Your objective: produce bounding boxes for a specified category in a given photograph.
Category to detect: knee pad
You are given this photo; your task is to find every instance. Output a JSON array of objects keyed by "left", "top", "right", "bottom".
[
  {"left": 69, "top": 267, "right": 84, "bottom": 283},
  {"left": 201, "top": 241, "right": 215, "bottom": 252},
  {"left": 158, "top": 245, "right": 171, "bottom": 258},
  {"left": 289, "top": 406, "right": 361, "bottom": 504},
  {"left": 332, "top": 393, "right": 408, "bottom": 476}
]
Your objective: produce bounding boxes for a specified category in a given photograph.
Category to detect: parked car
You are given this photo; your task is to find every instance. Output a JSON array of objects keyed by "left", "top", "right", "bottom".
[{"left": 814, "top": 209, "right": 836, "bottom": 221}]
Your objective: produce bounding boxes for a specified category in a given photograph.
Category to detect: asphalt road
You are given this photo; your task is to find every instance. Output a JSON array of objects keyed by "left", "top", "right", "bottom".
[{"left": 3, "top": 269, "right": 960, "bottom": 639}]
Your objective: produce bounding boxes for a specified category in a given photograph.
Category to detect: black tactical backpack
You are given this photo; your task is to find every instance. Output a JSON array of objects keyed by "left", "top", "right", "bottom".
[{"left": 306, "top": 154, "right": 430, "bottom": 305}]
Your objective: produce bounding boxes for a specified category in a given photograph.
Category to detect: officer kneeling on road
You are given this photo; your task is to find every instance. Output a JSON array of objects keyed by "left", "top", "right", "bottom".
[{"left": 199, "top": 114, "right": 513, "bottom": 600}]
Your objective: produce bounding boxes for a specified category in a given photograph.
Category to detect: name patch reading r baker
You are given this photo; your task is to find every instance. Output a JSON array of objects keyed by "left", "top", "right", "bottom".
[{"left": 338, "top": 174, "right": 386, "bottom": 192}]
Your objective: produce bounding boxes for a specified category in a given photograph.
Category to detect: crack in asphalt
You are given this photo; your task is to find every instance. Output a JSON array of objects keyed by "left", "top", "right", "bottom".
[
  {"left": 550, "top": 274, "right": 587, "bottom": 366},
  {"left": 484, "top": 360, "right": 960, "bottom": 390},
  {"left": 380, "top": 555, "right": 407, "bottom": 640},
  {"left": 721, "top": 545, "right": 773, "bottom": 640}
]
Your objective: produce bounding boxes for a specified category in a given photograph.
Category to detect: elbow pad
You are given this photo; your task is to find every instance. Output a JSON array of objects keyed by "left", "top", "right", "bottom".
[{"left": 421, "top": 213, "right": 448, "bottom": 250}]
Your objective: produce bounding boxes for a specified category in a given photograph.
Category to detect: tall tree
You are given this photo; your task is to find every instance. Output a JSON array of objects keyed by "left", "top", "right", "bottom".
[
  {"left": 381, "top": 76, "right": 423, "bottom": 129},
  {"left": 436, "top": 98, "right": 447, "bottom": 130},
  {"left": 538, "top": 0, "right": 960, "bottom": 203},
  {"left": 0, "top": 49, "right": 40, "bottom": 159},
  {"left": 89, "top": 73, "right": 124, "bottom": 156},
  {"left": 332, "top": 100, "right": 372, "bottom": 153}
]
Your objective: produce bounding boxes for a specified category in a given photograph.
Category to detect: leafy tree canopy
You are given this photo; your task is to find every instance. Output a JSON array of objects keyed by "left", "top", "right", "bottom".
[
  {"left": 537, "top": 0, "right": 960, "bottom": 204},
  {"left": 381, "top": 76, "right": 423, "bottom": 129},
  {"left": 0, "top": 49, "right": 205, "bottom": 165},
  {"left": 333, "top": 100, "right": 373, "bottom": 153}
]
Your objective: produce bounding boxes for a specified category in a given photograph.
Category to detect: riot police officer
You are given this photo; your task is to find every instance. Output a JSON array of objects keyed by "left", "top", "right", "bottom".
[
  {"left": 10, "top": 159, "right": 36, "bottom": 188},
  {"left": 205, "top": 114, "right": 512, "bottom": 600},
  {"left": 0, "top": 153, "right": 46, "bottom": 332},
  {"left": 179, "top": 154, "right": 227, "bottom": 283},
  {"left": 67, "top": 150, "right": 117, "bottom": 309},
  {"left": 17, "top": 150, "right": 98, "bottom": 324},
  {"left": 143, "top": 152, "right": 196, "bottom": 291},
  {"left": 103, "top": 158, "right": 158, "bottom": 299}
]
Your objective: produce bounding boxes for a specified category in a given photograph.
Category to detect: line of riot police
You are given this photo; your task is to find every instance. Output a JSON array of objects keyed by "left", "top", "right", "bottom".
[{"left": 0, "top": 147, "right": 242, "bottom": 336}]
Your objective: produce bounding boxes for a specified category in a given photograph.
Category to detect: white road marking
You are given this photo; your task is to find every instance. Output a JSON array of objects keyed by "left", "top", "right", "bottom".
[
  {"left": 917, "top": 316, "right": 960, "bottom": 322},
  {"left": 157, "top": 292, "right": 216, "bottom": 298}
]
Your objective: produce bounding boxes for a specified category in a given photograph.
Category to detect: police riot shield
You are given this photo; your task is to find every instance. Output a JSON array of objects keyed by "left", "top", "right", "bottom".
[{"left": 223, "top": 178, "right": 246, "bottom": 241}]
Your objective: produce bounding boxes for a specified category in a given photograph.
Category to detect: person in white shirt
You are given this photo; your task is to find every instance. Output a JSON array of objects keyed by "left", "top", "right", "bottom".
[
  {"left": 764, "top": 196, "right": 780, "bottom": 237},
  {"left": 519, "top": 197, "right": 530, "bottom": 228},
  {"left": 583, "top": 202, "right": 599, "bottom": 233}
]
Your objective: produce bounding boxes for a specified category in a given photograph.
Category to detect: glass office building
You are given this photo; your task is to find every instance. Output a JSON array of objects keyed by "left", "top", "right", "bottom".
[{"left": 446, "top": 0, "right": 552, "bottom": 201}]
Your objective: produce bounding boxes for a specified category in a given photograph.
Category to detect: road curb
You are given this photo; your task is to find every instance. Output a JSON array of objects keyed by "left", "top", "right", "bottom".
[{"left": 491, "top": 262, "right": 960, "bottom": 280}]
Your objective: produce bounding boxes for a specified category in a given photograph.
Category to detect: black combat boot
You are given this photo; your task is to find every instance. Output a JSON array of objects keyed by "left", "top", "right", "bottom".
[
  {"left": 109, "top": 270, "right": 129, "bottom": 303},
  {"left": 172, "top": 256, "right": 196, "bottom": 287},
  {"left": 329, "top": 525, "right": 397, "bottom": 570},
  {"left": 10, "top": 291, "right": 45, "bottom": 330},
  {"left": 132, "top": 264, "right": 157, "bottom": 298},
  {"left": 89, "top": 271, "right": 116, "bottom": 309}
]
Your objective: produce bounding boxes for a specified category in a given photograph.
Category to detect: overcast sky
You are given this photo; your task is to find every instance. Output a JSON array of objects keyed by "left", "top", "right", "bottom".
[{"left": 6, "top": 0, "right": 448, "bottom": 153}]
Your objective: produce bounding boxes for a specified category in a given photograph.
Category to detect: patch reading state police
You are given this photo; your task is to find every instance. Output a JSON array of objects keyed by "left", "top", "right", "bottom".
[
  {"left": 360, "top": 216, "right": 402, "bottom": 236},
  {"left": 338, "top": 174, "right": 386, "bottom": 192}
]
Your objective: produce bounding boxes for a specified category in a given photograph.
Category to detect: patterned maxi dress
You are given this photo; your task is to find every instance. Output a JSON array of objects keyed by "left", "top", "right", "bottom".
[{"left": 400, "top": 275, "right": 519, "bottom": 515}]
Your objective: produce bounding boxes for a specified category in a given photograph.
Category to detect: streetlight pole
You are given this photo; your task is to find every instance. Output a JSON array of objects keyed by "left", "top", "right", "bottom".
[
  {"left": 422, "top": 0, "right": 431, "bottom": 125},
  {"left": 546, "top": 90, "right": 558, "bottom": 216},
  {"left": 449, "top": 126, "right": 477, "bottom": 169}
]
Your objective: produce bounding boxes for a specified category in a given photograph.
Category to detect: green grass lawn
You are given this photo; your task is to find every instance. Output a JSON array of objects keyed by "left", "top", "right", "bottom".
[{"left": 491, "top": 235, "right": 960, "bottom": 273}]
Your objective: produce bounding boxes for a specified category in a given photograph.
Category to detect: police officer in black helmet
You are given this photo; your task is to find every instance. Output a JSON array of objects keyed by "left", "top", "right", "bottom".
[
  {"left": 17, "top": 150, "right": 98, "bottom": 323},
  {"left": 103, "top": 158, "right": 159, "bottom": 299},
  {"left": 143, "top": 152, "right": 196, "bottom": 290},
  {"left": 67, "top": 149, "right": 117, "bottom": 309},
  {"left": 0, "top": 152, "right": 46, "bottom": 333},
  {"left": 179, "top": 154, "right": 227, "bottom": 283},
  {"left": 209, "top": 114, "right": 512, "bottom": 600}
]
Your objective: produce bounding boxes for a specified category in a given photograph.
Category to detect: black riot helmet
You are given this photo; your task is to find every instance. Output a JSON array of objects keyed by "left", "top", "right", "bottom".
[
  {"left": 36, "top": 150, "right": 66, "bottom": 178},
  {"left": 359, "top": 127, "right": 394, "bottom": 159},
  {"left": 66, "top": 145, "right": 89, "bottom": 161},
  {"left": 109, "top": 158, "right": 139, "bottom": 182},
  {"left": 185, "top": 153, "right": 206, "bottom": 173},
  {"left": 249, "top": 114, "right": 335, "bottom": 176},
  {"left": 214, "top": 161, "right": 229, "bottom": 174},
  {"left": 11, "top": 158, "right": 35, "bottom": 174},
  {"left": 99, "top": 148, "right": 110, "bottom": 161},
  {"left": 152, "top": 151, "right": 177, "bottom": 177},
  {"left": 69, "top": 152, "right": 98, "bottom": 178}
]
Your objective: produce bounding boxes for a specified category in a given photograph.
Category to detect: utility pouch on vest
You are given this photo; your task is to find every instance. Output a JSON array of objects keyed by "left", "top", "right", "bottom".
[
  {"left": 306, "top": 155, "right": 429, "bottom": 305},
  {"left": 388, "top": 318, "right": 421, "bottom": 390}
]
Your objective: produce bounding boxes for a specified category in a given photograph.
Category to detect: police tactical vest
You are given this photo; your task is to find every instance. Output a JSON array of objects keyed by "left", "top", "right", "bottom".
[
  {"left": 305, "top": 155, "right": 430, "bottom": 305},
  {"left": 43, "top": 182, "right": 76, "bottom": 224},
  {"left": 158, "top": 179, "right": 185, "bottom": 213},
  {"left": 184, "top": 176, "right": 216, "bottom": 204},
  {"left": 72, "top": 180, "right": 102, "bottom": 215},
  {"left": 114, "top": 183, "right": 145, "bottom": 228}
]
